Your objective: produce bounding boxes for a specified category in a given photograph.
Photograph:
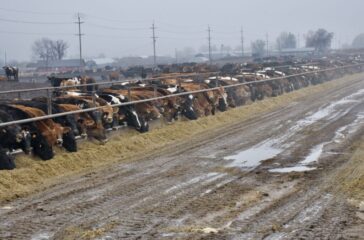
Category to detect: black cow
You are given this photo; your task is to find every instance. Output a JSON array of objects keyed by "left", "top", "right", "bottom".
[
  {"left": 0, "top": 110, "right": 32, "bottom": 154},
  {"left": 0, "top": 105, "right": 54, "bottom": 160},
  {"left": 0, "top": 148, "right": 15, "bottom": 170}
]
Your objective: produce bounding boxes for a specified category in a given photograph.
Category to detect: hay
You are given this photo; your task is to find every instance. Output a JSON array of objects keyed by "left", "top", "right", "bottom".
[{"left": 0, "top": 73, "right": 363, "bottom": 202}]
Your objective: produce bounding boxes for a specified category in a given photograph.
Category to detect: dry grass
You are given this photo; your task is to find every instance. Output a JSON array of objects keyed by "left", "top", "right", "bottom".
[
  {"left": 333, "top": 137, "right": 364, "bottom": 201},
  {"left": 0, "top": 73, "right": 363, "bottom": 202}
]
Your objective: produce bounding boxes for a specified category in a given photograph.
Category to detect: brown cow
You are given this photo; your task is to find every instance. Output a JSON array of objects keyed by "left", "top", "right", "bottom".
[
  {"left": 57, "top": 104, "right": 107, "bottom": 141},
  {"left": 10, "top": 104, "right": 69, "bottom": 146}
]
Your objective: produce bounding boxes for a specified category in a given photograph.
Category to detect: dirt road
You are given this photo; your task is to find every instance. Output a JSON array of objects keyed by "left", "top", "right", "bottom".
[{"left": 0, "top": 75, "right": 364, "bottom": 239}]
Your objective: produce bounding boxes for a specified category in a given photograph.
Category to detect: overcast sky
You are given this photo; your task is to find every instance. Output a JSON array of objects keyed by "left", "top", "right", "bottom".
[{"left": 1, "top": 0, "right": 363, "bottom": 61}]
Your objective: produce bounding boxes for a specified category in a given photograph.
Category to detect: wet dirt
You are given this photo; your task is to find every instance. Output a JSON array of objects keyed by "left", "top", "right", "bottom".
[{"left": 0, "top": 74, "right": 364, "bottom": 239}]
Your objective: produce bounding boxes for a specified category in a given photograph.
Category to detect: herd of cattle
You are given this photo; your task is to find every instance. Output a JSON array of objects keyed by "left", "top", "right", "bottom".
[{"left": 0, "top": 58, "right": 363, "bottom": 170}]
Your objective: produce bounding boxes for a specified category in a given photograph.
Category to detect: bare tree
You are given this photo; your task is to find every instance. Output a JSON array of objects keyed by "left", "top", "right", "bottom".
[
  {"left": 32, "top": 38, "right": 53, "bottom": 62},
  {"left": 352, "top": 33, "right": 364, "bottom": 49},
  {"left": 32, "top": 38, "right": 69, "bottom": 62},
  {"left": 51, "top": 40, "right": 69, "bottom": 60},
  {"left": 305, "top": 29, "right": 333, "bottom": 52},
  {"left": 276, "top": 32, "right": 296, "bottom": 50},
  {"left": 251, "top": 40, "right": 266, "bottom": 58}
]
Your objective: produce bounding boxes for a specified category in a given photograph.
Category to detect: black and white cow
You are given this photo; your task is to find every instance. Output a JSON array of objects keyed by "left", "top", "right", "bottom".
[{"left": 3, "top": 66, "right": 19, "bottom": 81}]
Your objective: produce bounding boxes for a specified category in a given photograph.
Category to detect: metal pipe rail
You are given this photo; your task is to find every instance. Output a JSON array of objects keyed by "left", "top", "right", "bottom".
[
  {"left": 0, "top": 60, "right": 336, "bottom": 96},
  {"left": 0, "top": 72, "right": 218, "bottom": 96},
  {"left": 0, "top": 63, "right": 362, "bottom": 128}
]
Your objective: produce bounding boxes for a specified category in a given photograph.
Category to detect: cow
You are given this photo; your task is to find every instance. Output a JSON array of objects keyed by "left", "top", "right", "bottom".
[
  {"left": 0, "top": 147, "right": 15, "bottom": 170},
  {"left": 52, "top": 97, "right": 108, "bottom": 142},
  {"left": 180, "top": 82, "right": 228, "bottom": 117},
  {"left": 0, "top": 110, "right": 32, "bottom": 170},
  {"left": 0, "top": 105, "right": 56, "bottom": 160},
  {"left": 207, "top": 77, "right": 251, "bottom": 108},
  {"left": 236, "top": 73, "right": 273, "bottom": 101},
  {"left": 12, "top": 100, "right": 78, "bottom": 152},
  {"left": 0, "top": 109, "right": 32, "bottom": 155},
  {"left": 96, "top": 92, "right": 149, "bottom": 132},
  {"left": 3, "top": 66, "right": 19, "bottom": 81}
]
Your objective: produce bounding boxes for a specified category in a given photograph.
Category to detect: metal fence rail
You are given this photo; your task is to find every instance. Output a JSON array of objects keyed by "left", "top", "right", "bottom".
[
  {"left": 0, "top": 60, "right": 332, "bottom": 96},
  {"left": 0, "top": 63, "right": 362, "bottom": 128}
]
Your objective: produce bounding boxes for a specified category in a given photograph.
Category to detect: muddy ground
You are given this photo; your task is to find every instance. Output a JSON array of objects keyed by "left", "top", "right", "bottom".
[{"left": 0, "top": 74, "right": 364, "bottom": 239}]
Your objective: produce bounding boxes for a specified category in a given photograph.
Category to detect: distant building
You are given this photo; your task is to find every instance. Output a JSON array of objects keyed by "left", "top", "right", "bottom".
[
  {"left": 27, "top": 59, "right": 85, "bottom": 73},
  {"left": 275, "top": 48, "right": 315, "bottom": 56}
]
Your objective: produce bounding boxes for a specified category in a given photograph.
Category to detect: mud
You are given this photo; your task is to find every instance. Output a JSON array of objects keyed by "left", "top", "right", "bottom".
[{"left": 0, "top": 73, "right": 363, "bottom": 239}]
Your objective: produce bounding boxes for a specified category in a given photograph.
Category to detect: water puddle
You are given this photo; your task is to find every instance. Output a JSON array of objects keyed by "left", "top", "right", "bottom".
[
  {"left": 31, "top": 233, "right": 52, "bottom": 240},
  {"left": 224, "top": 141, "right": 282, "bottom": 169},
  {"left": 269, "top": 166, "right": 316, "bottom": 173},
  {"left": 0, "top": 206, "right": 13, "bottom": 210},
  {"left": 301, "top": 143, "right": 325, "bottom": 165},
  {"left": 293, "top": 89, "right": 364, "bottom": 129}
]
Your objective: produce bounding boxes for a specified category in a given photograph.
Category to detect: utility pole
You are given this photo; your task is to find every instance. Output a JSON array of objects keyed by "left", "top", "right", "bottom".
[
  {"left": 4, "top": 50, "right": 6, "bottom": 66},
  {"left": 266, "top": 33, "right": 269, "bottom": 57},
  {"left": 208, "top": 25, "right": 212, "bottom": 64},
  {"left": 175, "top": 48, "right": 178, "bottom": 64},
  {"left": 241, "top": 27, "right": 244, "bottom": 59},
  {"left": 75, "top": 13, "right": 84, "bottom": 72},
  {"left": 151, "top": 21, "right": 157, "bottom": 69}
]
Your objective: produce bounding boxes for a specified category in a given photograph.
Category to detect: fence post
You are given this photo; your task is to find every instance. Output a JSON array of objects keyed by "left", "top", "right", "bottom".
[
  {"left": 128, "top": 85, "right": 131, "bottom": 101},
  {"left": 153, "top": 84, "right": 157, "bottom": 98},
  {"left": 46, "top": 89, "right": 52, "bottom": 115}
]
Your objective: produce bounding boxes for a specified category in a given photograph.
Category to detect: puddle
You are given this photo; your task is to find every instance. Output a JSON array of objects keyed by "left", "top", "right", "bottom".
[
  {"left": 31, "top": 233, "right": 52, "bottom": 240},
  {"left": 0, "top": 206, "right": 13, "bottom": 210},
  {"left": 224, "top": 141, "right": 282, "bottom": 169},
  {"left": 294, "top": 89, "right": 364, "bottom": 128},
  {"left": 301, "top": 143, "right": 325, "bottom": 165},
  {"left": 269, "top": 166, "right": 316, "bottom": 173}
]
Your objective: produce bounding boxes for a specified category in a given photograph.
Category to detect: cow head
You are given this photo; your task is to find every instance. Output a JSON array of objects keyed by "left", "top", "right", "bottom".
[
  {"left": 62, "top": 130, "right": 77, "bottom": 152},
  {"left": 0, "top": 148, "right": 15, "bottom": 170},
  {"left": 181, "top": 94, "right": 198, "bottom": 120},
  {"left": 122, "top": 106, "right": 149, "bottom": 133},
  {"left": 18, "top": 129, "right": 32, "bottom": 154},
  {"left": 31, "top": 132, "right": 54, "bottom": 160},
  {"left": 216, "top": 87, "right": 228, "bottom": 112}
]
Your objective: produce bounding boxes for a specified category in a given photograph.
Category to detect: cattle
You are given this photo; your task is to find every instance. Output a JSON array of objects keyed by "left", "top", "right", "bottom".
[
  {"left": 0, "top": 110, "right": 32, "bottom": 170},
  {"left": 48, "top": 76, "right": 98, "bottom": 93},
  {"left": 12, "top": 100, "right": 78, "bottom": 152},
  {"left": 0, "top": 105, "right": 55, "bottom": 160},
  {"left": 3, "top": 66, "right": 19, "bottom": 81},
  {"left": 207, "top": 77, "right": 251, "bottom": 108},
  {"left": 179, "top": 82, "right": 228, "bottom": 117},
  {"left": 109, "top": 71, "right": 120, "bottom": 81},
  {"left": 0, "top": 147, "right": 15, "bottom": 170},
  {"left": 236, "top": 73, "right": 273, "bottom": 101},
  {"left": 0, "top": 110, "right": 32, "bottom": 154},
  {"left": 52, "top": 97, "right": 108, "bottom": 142},
  {"left": 96, "top": 92, "right": 149, "bottom": 132}
]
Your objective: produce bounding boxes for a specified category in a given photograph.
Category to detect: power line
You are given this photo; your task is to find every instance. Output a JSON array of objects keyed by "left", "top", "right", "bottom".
[
  {"left": 86, "top": 22, "right": 149, "bottom": 31},
  {"left": 0, "top": 30, "right": 74, "bottom": 36},
  {"left": 0, "top": 17, "right": 73, "bottom": 25},
  {"left": 0, "top": 7, "right": 72, "bottom": 15}
]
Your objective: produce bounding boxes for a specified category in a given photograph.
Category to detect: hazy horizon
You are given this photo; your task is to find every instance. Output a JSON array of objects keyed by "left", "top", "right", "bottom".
[{"left": 1, "top": 0, "right": 363, "bottom": 62}]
